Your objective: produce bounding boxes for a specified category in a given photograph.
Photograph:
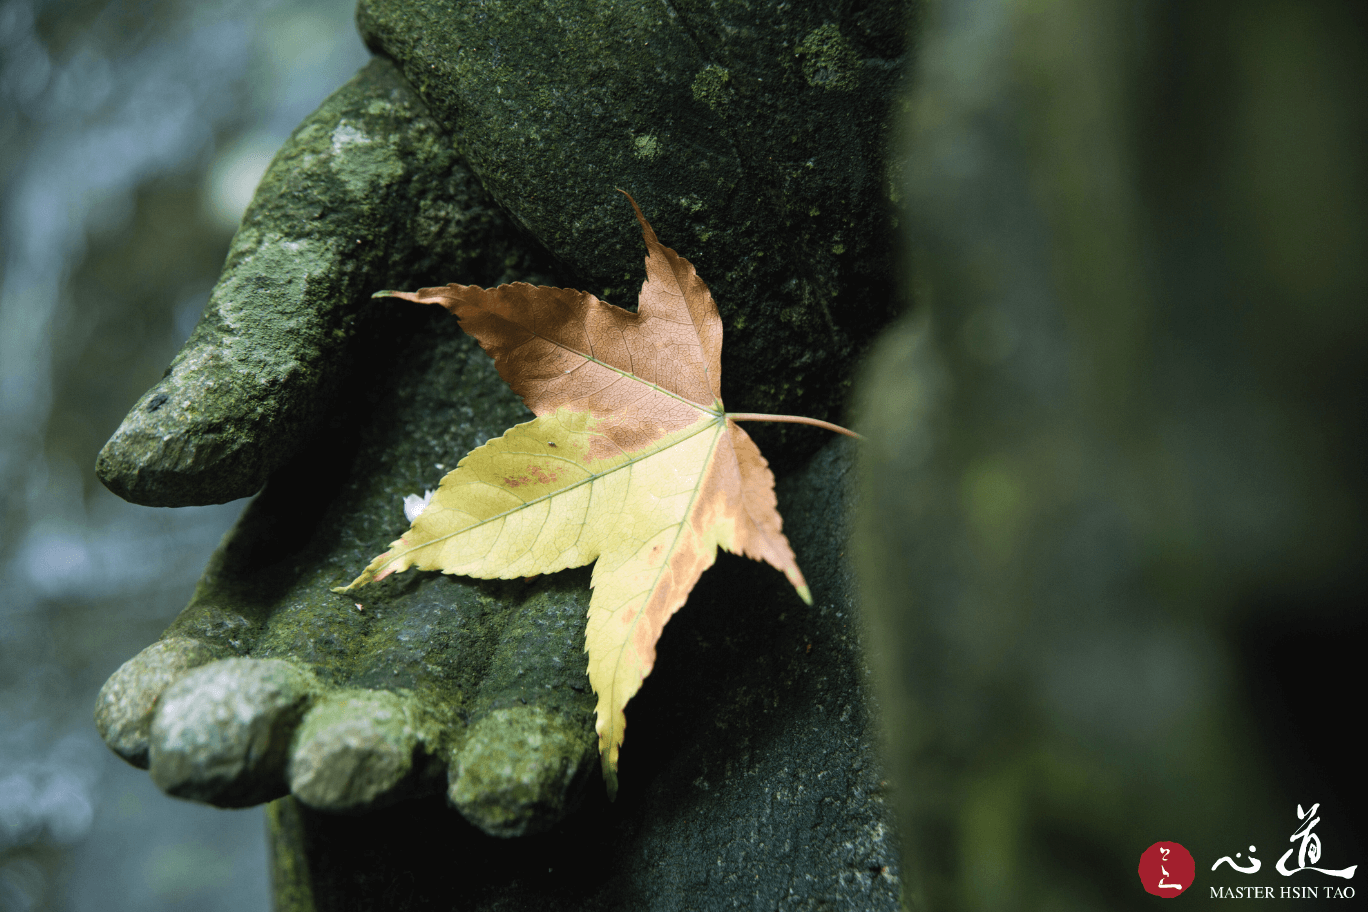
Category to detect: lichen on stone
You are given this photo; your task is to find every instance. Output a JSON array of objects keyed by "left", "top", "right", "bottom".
[
  {"left": 796, "top": 23, "right": 860, "bottom": 92},
  {"left": 328, "top": 120, "right": 405, "bottom": 197},
  {"left": 690, "top": 63, "right": 732, "bottom": 110},
  {"left": 632, "top": 133, "right": 661, "bottom": 160}
]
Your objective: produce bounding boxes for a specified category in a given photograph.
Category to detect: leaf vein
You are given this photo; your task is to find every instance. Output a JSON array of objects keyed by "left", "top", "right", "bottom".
[{"left": 378, "top": 417, "right": 723, "bottom": 569}]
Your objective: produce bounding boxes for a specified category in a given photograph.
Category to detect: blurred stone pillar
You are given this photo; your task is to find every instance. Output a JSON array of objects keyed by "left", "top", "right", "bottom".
[{"left": 856, "top": 1, "right": 1367, "bottom": 908}]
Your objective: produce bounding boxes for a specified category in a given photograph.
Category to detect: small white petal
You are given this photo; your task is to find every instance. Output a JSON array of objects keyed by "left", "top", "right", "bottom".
[{"left": 403, "top": 490, "right": 435, "bottom": 523}]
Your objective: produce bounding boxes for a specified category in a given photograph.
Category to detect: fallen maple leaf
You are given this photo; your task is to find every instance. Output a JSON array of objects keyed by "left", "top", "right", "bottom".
[{"left": 336, "top": 192, "right": 856, "bottom": 796}]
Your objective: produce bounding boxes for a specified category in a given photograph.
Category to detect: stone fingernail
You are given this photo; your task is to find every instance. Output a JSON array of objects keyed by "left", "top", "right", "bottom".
[
  {"left": 288, "top": 690, "right": 438, "bottom": 812},
  {"left": 149, "top": 657, "right": 316, "bottom": 808},
  {"left": 448, "top": 706, "right": 595, "bottom": 838},
  {"left": 94, "top": 637, "right": 226, "bottom": 768}
]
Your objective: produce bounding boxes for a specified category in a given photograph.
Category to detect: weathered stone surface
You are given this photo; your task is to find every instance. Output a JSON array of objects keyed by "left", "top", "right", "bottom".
[
  {"left": 149, "top": 658, "right": 318, "bottom": 807},
  {"left": 449, "top": 707, "right": 596, "bottom": 838},
  {"left": 96, "top": 57, "right": 537, "bottom": 506},
  {"left": 94, "top": 636, "right": 226, "bottom": 768},
  {"left": 288, "top": 690, "right": 438, "bottom": 812},
  {"left": 358, "top": 0, "right": 907, "bottom": 454}
]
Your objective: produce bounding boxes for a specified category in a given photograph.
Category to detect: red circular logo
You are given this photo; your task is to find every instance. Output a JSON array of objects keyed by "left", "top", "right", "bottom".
[{"left": 1138, "top": 842, "right": 1195, "bottom": 897}]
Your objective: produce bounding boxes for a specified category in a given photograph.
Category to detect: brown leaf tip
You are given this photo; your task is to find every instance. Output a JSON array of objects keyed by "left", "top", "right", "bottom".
[{"left": 615, "top": 188, "right": 657, "bottom": 245}]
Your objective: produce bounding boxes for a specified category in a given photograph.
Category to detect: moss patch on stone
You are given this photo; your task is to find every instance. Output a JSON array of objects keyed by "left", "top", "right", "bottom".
[
  {"left": 797, "top": 23, "right": 860, "bottom": 92},
  {"left": 632, "top": 133, "right": 661, "bottom": 160},
  {"left": 690, "top": 63, "right": 732, "bottom": 110}
]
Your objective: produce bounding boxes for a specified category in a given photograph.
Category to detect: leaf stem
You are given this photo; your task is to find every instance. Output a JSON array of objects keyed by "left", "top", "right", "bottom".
[{"left": 725, "top": 412, "right": 863, "bottom": 440}]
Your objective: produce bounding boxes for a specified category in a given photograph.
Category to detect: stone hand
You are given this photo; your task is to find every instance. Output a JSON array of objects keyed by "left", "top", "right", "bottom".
[
  {"left": 92, "top": 0, "right": 903, "bottom": 840},
  {"left": 94, "top": 59, "right": 596, "bottom": 837},
  {"left": 96, "top": 279, "right": 601, "bottom": 836}
]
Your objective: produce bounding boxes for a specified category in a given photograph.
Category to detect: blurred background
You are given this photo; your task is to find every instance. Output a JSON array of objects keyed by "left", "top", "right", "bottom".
[
  {"left": 0, "top": 0, "right": 366, "bottom": 908},
  {"left": 858, "top": 1, "right": 1366, "bottom": 908}
]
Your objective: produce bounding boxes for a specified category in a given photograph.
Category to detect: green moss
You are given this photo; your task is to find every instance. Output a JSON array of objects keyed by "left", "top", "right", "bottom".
[
  {"left": 691, "top": 63, "right": 732, "bottom": 110},
  {"left": 266, "top": 800, "right": 317, "bottom": 912},
  {"left": 796, "top": 24, "right": 860, "bottom": 92},
  {"left": 328, "top": 120, "right": 405, "bottom": 197},
  {"left": 449, "top": 707, "right": 594, "bottom": 837},
  {"left": 633, "top": 133, "right": 661, "bottom": 160}
]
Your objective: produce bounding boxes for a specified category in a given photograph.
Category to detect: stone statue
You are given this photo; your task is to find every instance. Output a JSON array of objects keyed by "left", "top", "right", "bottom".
[{"left": 93, "top": 1, "right": 910, "bottom": 907}]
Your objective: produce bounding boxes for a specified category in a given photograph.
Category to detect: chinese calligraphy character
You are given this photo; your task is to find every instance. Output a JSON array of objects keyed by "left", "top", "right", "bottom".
[
  {"left": 1212, "top": 846, "right": 1261, "bottom": 874},
  {"left": 1158, "top": 847, "right": 1184, "bottom": 890},
  {"left": 1276, "top": 803, "right": 1357, "bottom": 879}
]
